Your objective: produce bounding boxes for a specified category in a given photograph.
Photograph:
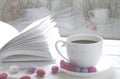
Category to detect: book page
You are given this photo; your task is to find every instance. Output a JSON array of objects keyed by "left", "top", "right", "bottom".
[
  {"left": 0, "top": 21, "right": 19, "bottom": 49},
  {"left": 2, "top": 54, "right": 52, "bottom": 62},
  {"left": 1, "top": 16, "right": 52, "bottom": 50},
  {"left": 21, "top": 15, "right": 52, "bottom": 33},
  {"left": 1, "top": 25, "right": 55, "bottom": 53},
  {"left": 0, "top": 16, "right": 56, "bottom": 62},
  {"left": 1, "top": 50, "right": 52, "bottom": 61}
]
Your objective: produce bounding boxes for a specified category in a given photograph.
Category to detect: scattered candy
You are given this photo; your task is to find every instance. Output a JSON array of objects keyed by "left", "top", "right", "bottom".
[
  {"left": 81, "top": 68, "right": 88, "bottom": 73},
  {"left": 36, "top": 69, "right": 46, "bottom": 77},
  {"left": 64, "top": 63, "right": 75, "bottom": 71},
  {"left": 75, "top": 66, "right": 81, "bottom": 72},
  {"left": 0, "top": 73, "right": 8, "bottom": 79},
  {"left": 20, "top": 75, "right": 31, "bottom": 79},
  {"left": 60, "top": 60, "right": 66, "bottom": 68},
  {"left": 51, "top": 66, "right": 59, "bottom": 73},
  {"left": 27, "top": 66, "right": 36, "bottom": 73},
  {"left": 9, "top": 65, "right": 19, "bottom": 74},
  {"left": 88, "top": 67, "right": 97, "bottom": 73},
  {"left": 59, "top": 60, "right": 97, "bottom": 73}
]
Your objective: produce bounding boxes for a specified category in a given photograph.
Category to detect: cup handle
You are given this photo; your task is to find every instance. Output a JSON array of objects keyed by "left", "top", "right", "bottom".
[{"left": 55, "top": 40, "right": 68, "bottom": 60}]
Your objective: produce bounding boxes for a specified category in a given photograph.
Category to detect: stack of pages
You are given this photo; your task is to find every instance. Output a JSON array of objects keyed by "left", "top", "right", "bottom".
[{"left": 0, "top": 16, "right": 58, "bottom": 67}]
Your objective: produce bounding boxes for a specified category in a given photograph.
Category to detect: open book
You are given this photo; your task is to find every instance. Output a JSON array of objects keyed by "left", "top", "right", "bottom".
[{"left": 0, "top": 16, "right": 58, "bottom": 64}]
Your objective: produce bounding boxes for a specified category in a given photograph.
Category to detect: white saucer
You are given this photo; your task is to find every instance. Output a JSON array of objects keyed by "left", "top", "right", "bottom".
[{"left": 56, "top": 55, "right": 113, "bottom": 77}]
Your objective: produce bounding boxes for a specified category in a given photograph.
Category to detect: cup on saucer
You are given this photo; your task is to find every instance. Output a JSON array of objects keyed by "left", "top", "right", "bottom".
[{"left": 55, "top": 34, "right": 103, "bottom": 67}]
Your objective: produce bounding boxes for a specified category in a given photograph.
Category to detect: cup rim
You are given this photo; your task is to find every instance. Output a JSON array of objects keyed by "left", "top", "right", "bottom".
[{"left": 66, "top": 34, "right": 103, "bottom": 45}]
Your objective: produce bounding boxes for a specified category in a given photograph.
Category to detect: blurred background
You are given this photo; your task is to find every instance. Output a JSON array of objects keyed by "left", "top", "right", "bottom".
[{"left": 0, "top": 0, "right": 120, "bottom": 39}]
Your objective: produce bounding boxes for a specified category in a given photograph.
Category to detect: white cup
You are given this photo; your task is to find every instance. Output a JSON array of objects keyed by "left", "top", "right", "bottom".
[
  {"left": 55, "top": 34, "right": 103, "bottom": 67},
  {"left": 89, "top": 9, "right": 110, "bottom": 24}
]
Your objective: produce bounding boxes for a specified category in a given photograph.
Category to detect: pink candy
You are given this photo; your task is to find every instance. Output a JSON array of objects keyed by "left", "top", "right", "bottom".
[
  {"left": 59, "top": 60, "right": 97, "bottom": 73},
  {"left": 51, "top": 66, "right": 59, "bottom": 73},
  {"left": 0, "top": 73, "right": 8, "bottom": 79},
  {"left": 64, "top": 63, "right": 75, "bottom": 72},
  {"left": 36, "top": 69, "right": 46, "bottom": 77},
  {"left": 60, "top": 60, "right": 66, "bottom": 68},
  {"left": 20, "top": 76, "right": 31, "bottom": 79},
  {"left": 60, "top": 60, "right": 75, "bottom": 72},
  {"left": 88, "top": 67, "right": 97, "bottom": 73}
]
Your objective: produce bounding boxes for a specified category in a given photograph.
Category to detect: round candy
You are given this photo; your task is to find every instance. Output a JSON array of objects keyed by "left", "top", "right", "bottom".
[
  {"left": 88, "top": 67, "right": 97, "bottom": 73},
  {"left": 9, "top": 65, "right": 19, "bottom": 74},
  {"left": 20, "top": 75, "right": 31, "bottom": 79},
  {"left": 27, "top": 66, "right": 36, "bottom": 73},
  {"left": 36, "top": 69, "right": 46, "bottom": 77},
  {"left": 81, "top": 68, "right": 88, "bottom": 73},
  {"left": 64, "top": 63, "right": 75, "bottom": 71},
  {"left": 75, "top": 66, "right": 81, "bottom": 72},
  {"left": 0, "top": 73, "right": 8, "bottom": 79},
  {"left": 60, "top": 60, "right": 66, "bottom": 68},
  {"left": 51, "top": 66, "right": 59, "bottom": 73}
]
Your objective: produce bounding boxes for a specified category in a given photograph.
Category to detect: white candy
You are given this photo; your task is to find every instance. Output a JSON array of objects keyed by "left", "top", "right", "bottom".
[{"left": 9, "top": 65, "right": 19, "bottom": 74}]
